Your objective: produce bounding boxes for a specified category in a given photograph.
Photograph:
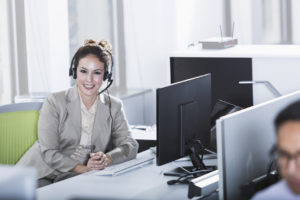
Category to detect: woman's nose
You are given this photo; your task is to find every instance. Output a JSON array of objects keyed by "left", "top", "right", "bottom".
[{"left": 87, "top": 73, "right": 92, "bottom": 81}]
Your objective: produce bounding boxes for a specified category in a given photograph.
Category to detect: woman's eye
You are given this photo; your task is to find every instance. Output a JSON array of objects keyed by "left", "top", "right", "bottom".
[
  {"left": 80, "top": 69, "right": 87, "bottom": 73},
  {"left": 94, "top": 71, "right": 102, "bottom": 75}
]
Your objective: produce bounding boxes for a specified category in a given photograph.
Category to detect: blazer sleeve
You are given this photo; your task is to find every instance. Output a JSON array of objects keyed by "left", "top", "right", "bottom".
[
  {"left": 38, "top": 94, "right": 79, "bottom": 172},
  {"left": 106, "top": 101, "right": 139, "bottom": 164}
]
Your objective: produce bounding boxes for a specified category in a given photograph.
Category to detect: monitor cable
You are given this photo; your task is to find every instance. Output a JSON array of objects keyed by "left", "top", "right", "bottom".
[{"left": 167, "top": 169, "right": 212, "bottom": 185}]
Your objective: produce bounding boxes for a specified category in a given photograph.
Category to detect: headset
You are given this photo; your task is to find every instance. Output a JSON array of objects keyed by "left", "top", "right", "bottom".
[
  {"left": 69, "top": 44, "right": 114, "bottom": 95},
  {"left": 69, "top": 43, "right": 115, "bottom": 135}
]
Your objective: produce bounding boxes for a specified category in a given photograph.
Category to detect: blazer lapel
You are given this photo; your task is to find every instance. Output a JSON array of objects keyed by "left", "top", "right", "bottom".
[
  {"left": 91, "top": 94, "right": 111, "bottom": 150},
  {"left": 65, "top": 86, "right": 81, "bottom": 140}
]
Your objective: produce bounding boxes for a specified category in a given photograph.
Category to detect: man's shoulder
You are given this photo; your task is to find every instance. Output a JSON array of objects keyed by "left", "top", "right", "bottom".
[{"left": 251, "top": 180, "right": 298, "bottom": 200}]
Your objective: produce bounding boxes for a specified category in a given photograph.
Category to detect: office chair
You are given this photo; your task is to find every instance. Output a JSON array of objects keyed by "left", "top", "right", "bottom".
[{"left": 0, "top": 102, "right": 43, "bottom": 164}]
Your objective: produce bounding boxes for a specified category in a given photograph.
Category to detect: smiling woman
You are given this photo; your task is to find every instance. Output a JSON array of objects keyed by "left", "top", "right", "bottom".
[
  {"left": 76, "top": 55, "right": 105, "bottom": 106},
  {"left": 16, "top": 39, "right": 138, "bottom": 187}
]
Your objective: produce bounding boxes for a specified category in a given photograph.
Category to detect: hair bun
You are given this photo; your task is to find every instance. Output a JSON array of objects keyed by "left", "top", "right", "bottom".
[
  {"left": 84, "top": 39, "right": 97, "bottom": 46},
  {"left": 98, "top": 39, "right": 112, "bottom": 53},
  {"left": 83, "top": 39, "right": 112, "bottom": 53}
]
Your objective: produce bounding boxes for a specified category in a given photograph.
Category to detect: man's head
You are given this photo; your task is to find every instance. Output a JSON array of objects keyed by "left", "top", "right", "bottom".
[{"left": 275, "top": 101, "right": 300, "bottom": 194}]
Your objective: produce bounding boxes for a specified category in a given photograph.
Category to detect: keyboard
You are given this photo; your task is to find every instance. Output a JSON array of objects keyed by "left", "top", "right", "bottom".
[{"left": 94, "top": 154, "right": 155, "bottom": 176}]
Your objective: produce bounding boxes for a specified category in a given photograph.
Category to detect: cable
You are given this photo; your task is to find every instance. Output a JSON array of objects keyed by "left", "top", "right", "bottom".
[
  {"left": 167, "top": 169, "right": 214, "bottom": 185},
  {"left": 106, "top": 88, "right": 113, "bottom": 127},
  {"left": 98, "top": 80, "right": 113, "bottom": 96},
  {"left": 167, "top": 173, "right": 193, "bottom": 185}
]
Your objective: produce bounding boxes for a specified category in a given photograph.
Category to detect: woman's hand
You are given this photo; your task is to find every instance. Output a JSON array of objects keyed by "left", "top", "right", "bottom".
[
  {"left": 72, "top": 164, "right": 88, "bottom": 174},
  {"left": 87, "top": 152, "right": 112, "bottom": 171}
]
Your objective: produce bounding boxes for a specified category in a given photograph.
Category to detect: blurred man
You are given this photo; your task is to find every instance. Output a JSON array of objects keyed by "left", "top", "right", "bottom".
[{"left": 252, "top": 101, "right": 300, "bottom": 200}]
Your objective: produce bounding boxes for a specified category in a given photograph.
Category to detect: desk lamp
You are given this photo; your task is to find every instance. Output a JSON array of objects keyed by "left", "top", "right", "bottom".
[{"left": 239, "top": 81, "right": 281, "bottom": 97}]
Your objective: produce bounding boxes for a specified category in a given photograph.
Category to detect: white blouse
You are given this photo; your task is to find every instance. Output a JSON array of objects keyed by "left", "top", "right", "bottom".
[
  {"left": 79, "top": 94, "right": 99, "bottom": 145},
  {"left": 70, "top": 93, "right": 99, "bottom": 164}
]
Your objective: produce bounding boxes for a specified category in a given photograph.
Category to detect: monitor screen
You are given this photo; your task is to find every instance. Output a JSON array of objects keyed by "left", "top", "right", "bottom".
[
  {"left": 211, "top": 99, "right": 243, "bottom": 128},
  {"left": 156, "top": 74, "right": 211, "bottom": 166}
]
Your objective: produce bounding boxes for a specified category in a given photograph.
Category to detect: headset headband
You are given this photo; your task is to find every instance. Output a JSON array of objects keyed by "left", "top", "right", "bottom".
[{"left": 69, "top": 44, "right": 114, "bottom": 94}]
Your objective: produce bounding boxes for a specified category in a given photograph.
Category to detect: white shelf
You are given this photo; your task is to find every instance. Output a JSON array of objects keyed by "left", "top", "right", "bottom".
[{"left": 171, "top": 45, "right": 300, "bottom": 58}]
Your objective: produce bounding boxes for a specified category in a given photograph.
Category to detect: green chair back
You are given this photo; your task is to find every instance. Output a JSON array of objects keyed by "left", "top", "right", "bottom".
[{"left": 0, "top": 102, "right": 42, "bottom": 164}]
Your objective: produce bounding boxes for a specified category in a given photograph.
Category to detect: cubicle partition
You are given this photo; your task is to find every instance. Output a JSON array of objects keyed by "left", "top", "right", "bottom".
[{"left": 216, "top": 90, "right": 300, "bottom": 200}]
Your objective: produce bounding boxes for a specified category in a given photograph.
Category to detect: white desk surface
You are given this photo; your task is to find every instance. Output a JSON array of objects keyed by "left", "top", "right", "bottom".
[
  {"left": 131, "top": 126, "right": 156, "bottom": 140},
  {"left": 170, "top": 45, "right": 300, "bottom": 58},
  {"left": 37, "top": 150, "right": 217, "bottom": 200}
]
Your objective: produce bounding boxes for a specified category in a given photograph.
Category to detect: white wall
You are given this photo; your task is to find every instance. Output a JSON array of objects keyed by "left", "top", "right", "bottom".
[
  {"left": 123, "top": 0, "right": 224, "bottom": 90},
  {"left": 123, "top": 0, "right": 177, "bottom": 89},
  {"left": 291, "top": 0, "right": 300, "bottom": 44},
  {"left": 253, "top": 57, "right": 300, "bottom": 104},
  {"left": 175, "top": 0, "right": 223, "bottom": 49}
]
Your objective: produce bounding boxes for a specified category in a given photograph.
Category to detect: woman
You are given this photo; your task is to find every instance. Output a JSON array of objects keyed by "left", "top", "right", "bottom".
[{"left": 17, "top": 39, "right": 138, "bottom": 187}]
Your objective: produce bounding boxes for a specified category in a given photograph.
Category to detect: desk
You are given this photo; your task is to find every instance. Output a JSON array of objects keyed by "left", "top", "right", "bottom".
[
  {"left": 131, "top": 126, "right": 156, "bottom": 153},
  {"left": 37, "top": 150, "right": 217, "bottom": 200}
]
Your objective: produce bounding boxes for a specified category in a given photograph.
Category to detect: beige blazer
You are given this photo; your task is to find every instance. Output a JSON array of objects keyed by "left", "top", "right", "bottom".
[{"left": 17, "top": 86, "right": 138, "bottom": 179}]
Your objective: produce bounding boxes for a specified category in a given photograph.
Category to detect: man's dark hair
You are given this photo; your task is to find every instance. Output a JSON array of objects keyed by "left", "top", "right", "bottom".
[{"left": 275, "top": 101, "right": 300, "bottom": 131}]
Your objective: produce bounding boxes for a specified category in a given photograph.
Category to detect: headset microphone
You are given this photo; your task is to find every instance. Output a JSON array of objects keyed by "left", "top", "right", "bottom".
[
  {"left": 98, "top": 79, "right": 113, "bottom": 95},
  {"left": 69, "top": 43, "right": 114, "bottom": 94},
  {"left": 98, "top": 48, "right": 114, "bottom": 95}
]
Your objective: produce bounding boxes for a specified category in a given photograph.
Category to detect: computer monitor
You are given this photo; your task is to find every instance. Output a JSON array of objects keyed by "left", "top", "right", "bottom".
[
  {"left": 0, "top": 165, "right": 37, "bottom": 200},
  {"left": 210, "top": 100, "right": 242, "bottom": 128},
  {"left": 170, "top": 57, "right": 253, "bottom": 108},
  {"left": 156, "top": 74, "right": 211, "bottom": 167},
  {"left": 217, "top": 90, "right": 300, "bottom": 200},
  {"left": 210, "top": 99, "right": 243, "bottom": 151}
]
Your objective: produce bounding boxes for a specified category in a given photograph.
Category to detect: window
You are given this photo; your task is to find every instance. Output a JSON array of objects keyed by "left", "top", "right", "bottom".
[{"left": 0, "top": 0, "right": 12, "bottom": 105}]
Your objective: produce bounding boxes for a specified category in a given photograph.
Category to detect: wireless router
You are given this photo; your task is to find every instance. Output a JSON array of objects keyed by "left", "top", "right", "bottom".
[
  {"left": 197, "top": 23, "right": 238, "bottom": 49},
  {"left": 199, "top": 37, "right": 238, "bottom": 49}
]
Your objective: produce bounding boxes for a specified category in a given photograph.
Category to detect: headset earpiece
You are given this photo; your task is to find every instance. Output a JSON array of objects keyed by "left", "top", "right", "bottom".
[
  {"left": 103, "top": 54, "right": 113, "bottom": 82},
  {"left": 69, "top": 56, "right": 77, "bottom": 79},
  {"left": 103, "top": 71, "right": 112, "bottom": 82},
  {"left": 69, "top": 67, "right": 77, "bottom": 79},
  {"left": 72, "top": 68, "right": 77, "bottom": 79},
  {"left": 69, "top": 44, "right": 113, "bottom": 82},
  {"left": 103, "top": 71, "right": 108, "bottom": 81}
]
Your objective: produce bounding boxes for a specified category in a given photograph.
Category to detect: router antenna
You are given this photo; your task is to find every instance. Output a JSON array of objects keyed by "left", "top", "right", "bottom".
[
  {"left": 231, "top": 22, "right": 235, "bottom": 38},
  {"left": 219, "top": 25, "right": 223, "bottom": 42}
]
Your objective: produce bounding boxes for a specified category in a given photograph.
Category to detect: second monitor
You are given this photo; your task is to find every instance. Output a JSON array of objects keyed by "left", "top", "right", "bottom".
[
  {"left": 170, "top": 57, "right": 253, "bottom": 108},
  {"left": 156, "top": 74, "right": 211, "bottom": 167}
]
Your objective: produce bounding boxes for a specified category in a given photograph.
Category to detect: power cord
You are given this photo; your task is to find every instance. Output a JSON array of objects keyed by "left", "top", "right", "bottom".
[
  {"left": 167, "top": 173, "right": 194, "bottom": 185},
  {"left": 167, "top": 169, "right": 214, "bottom": 185}
]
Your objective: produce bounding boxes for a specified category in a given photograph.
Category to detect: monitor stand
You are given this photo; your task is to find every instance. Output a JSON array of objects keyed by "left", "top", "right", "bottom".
[{"left": 163, "top": 140, "right": 217, "bottom": 177}]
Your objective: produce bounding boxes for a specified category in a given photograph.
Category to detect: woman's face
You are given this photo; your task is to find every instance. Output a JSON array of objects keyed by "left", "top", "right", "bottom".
[{"left": 76, "top": 54, "right": 105, "bottom": 99}]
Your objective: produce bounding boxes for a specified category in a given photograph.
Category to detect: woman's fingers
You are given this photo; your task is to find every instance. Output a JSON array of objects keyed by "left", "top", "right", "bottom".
[
  {"left": 91, "top": 152, "right": 107, "bottom": 165},
  {"left": 87, "top": 152, "right": 108, "bottom": 170},
  {"left": 87, "top": 161, "right": 100, "bottom": 170},
  {"left": 98, "top": 154, "right": 107, "bottom": 165}
]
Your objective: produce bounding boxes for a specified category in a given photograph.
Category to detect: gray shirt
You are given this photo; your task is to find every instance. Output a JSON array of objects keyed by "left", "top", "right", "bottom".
[{"left": 252, "top": 180, "right": 300, "bottom": 200}]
